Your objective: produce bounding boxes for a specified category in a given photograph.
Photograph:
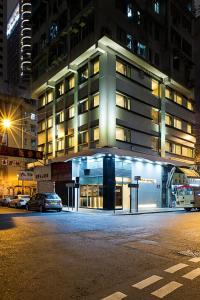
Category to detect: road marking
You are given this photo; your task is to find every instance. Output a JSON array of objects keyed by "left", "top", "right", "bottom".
[
  {"left": 151, "top": 281, "right": 183, "bottom": 299},
  {"left": 164, "top": 263, "right": 188, "bottom": 274},
  {"left": 101, "top": 291, "right": 127, "bottom": 300},
  {"left": 132, "top": 275, "right": 163, "bottom": 290},
  {"left": 189, "top": 257, "right": 200, "bottom": 263},
  {"left": 182, "top": 268, "right": 200, "bottom": 280}
]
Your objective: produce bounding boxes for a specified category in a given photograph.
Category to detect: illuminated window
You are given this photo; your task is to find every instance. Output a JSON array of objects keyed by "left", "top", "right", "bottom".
[
  {"left": 56, "top": 111, "right": 64, "bottom": 124},
  {"left": 174, "top": 118, "right": 182, "bottom": 130},
  {"left": 39, "top": 95, "right": 46, "bottom": 107},
  {"left": 165, "top": 141, "right": 171, "bottom": 152},
  {"left": 152, "top": 136, "right": 159, "bottom": 151},
  {"left": 137, "top": 42, "right": 146, "bottom": 58},
  {"left": 187, "top": 123, "right": 192, "bottom": 134},
  {"left": 79, "top": 98, "right": 89, "bottom": 114},
  {"left": 56, "top": 81, "right": 64, "bottom": 97},
  {"left": 165, "top": 114, "right": 172, "bottom": 126},
  {"left": 116, "top": 61, "right": 130, "bottom": 77},
  {"left": 152, "top": 79, "right": 159, "bottom": 97},
  {"left": 79, "top": 131, "right": 89, "bottom": 144},
  {"left": 47, "top": 142, "right": 53, "bottom": 153},
  {"left": 91, "top": 93, "right": 99, "bottom": 108},
  {"left": 116, "top": 126, "right": 131, "bottom": 142},
  {"left": 67, "top": 106, "right": 75, "bottom": 119},
  {"left": 57, "top": 139, "right": 64, "bottom": 151},
  {"left": 153, "top": 1, "right": 160, "bottom": 14},
  {"left": 165, "top": 87, "right": 171, "bottom": 99},
  {"left": 173, "top": 144, "right": 181, "bottom": 155},
  {"left": 151, "top": 108, "right": 159, "bottom": 124},
  {"left": 182, "top": 147, "right": 193, "bottom": 158},
  {"left": 31, "top": 113, "right": 36, "bottom": 120},
  {"left": 93, "top": 127, "right": 99, "bottom": 141},
  {"left": 127, "top": 34, "right": 133, "bottom": 50},
  {"left": 47, "top": 91, "right": 53, "bottom": 103},
  {"left": 79, "top": 65, "right": 88, "bottom": 84},
  {"left": 116, "top": 93, "right": 130, "bottom": 110},
  {"left": 127, "top": 3, "right": 133, "bottom": 17},
  {"left": 68, "top": 136, "right": 74, "bottom": 148},
  {"left": 66, "top": 75, "right": 75, "bottom": 90},
  {"left": 92, "top": 59, "right": 99, "bottom": 75},
  {"left": 187, "top": 100, "right": 193, "bottom": 111},
  {"left": 38, "top": 120, "right": 45, "bottom": 132},
  {"left": 174, "top": 92, "right": 182, "bottom": 105},
  {"left": 47, "top": 116, "right": 53, "bottom": 128}
]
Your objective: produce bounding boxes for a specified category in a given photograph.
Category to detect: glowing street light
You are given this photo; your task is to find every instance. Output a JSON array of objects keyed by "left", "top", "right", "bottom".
[{"left": 2, "top": 119, "right": 11, "bottom": 129}]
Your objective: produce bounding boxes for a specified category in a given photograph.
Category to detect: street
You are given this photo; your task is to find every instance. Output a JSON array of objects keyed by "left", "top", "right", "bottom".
[{"left": 1, "top": 208, "right": 200, "bottom": 300}]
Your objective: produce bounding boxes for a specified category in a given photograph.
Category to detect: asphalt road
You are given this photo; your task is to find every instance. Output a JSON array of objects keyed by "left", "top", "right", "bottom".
[{"left": 1, "top": 207, "right": 200, "bottom": 300}]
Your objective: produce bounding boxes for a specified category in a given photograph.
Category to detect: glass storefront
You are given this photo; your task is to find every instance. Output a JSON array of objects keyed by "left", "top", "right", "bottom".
[{"left": 80, "top": 185, "right": 103, "bottom": 208}]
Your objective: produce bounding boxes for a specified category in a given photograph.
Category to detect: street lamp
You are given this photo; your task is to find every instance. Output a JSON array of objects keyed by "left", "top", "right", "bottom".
[{"left": 2, "top": 119, "right": 11, "bottom": 129}]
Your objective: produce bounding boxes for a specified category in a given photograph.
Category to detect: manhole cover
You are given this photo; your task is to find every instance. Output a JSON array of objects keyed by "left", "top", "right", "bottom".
[{"left": 178, "top": 250, "right": 200, "bottom": 257}]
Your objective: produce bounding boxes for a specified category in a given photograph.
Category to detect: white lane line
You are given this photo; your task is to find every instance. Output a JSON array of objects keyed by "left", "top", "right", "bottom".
[
  {"left": 182, "top": 268, "right": 200, "bottom": 280},
  {"left": 101, "top": 291, "right": 127, "bottom": 300},
  {"left": 189, "top": 257, "right": 200, "bottom": 263},
  {"left": 151, "top": 281, "right": 183, "bottom": 299},
  {"left": 165, "top": 263, "right": 188, "bottom": 274},
  {"left": 132, "top": 275, "right": 163, "bottom": 290}
]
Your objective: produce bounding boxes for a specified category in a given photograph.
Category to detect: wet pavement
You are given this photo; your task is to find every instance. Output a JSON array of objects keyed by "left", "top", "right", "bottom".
[{"left": 1, "top": 207, "right": 200, "bottom": 300}]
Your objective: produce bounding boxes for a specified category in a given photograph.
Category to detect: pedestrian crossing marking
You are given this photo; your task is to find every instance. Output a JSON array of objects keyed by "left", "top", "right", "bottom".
[
  {"left": 165, "top": 263, "right": 188, "bottom": 274},
  {"left": 101, "top": 291, "right": 127, "bottom": 300},
  {"left": 132, "top": 275, "right": 163, "bottom": 290},
  {"left": 189, "top": 257, "right": 200, "bottom": 263},
  {"left": 182, "top": 268, "right": 200, "bottom": 280},
  {"left": 151, "top": 281, "right": 183, "bottom": 299}
]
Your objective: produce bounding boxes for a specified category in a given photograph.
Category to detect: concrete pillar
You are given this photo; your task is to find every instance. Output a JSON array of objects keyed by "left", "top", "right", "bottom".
[
  {"left": 99, "top": 51, "right": 116, "bottom": 147},
  {"left": 160, "top": 83, "right": 166, "bottom": 158},
  {"left": 103, "top": 155, "right": 115, "bottom": 210}
]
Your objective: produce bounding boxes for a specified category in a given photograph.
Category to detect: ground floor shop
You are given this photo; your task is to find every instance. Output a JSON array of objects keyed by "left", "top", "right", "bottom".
[{"left": 34, "top": 154, "right": 196, "bottom": 211}]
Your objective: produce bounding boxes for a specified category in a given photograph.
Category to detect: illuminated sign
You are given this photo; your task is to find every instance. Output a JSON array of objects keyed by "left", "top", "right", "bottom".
[{"left": 7, "top": 4, "right": 20, "bottom": 37}]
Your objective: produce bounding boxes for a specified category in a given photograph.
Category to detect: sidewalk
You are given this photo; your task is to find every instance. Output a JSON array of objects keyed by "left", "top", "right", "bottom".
[{"left": 62, "top": 206, "right": 184, "bottom": 215}]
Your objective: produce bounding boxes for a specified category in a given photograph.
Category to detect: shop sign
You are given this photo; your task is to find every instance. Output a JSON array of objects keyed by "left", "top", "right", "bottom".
[
  {"left": 19, "top": 171, "right": 34, "bottom": 181},
  {"left": 51, "top": 162, "right": 72, "bottom": 182},
  {"left": 34, "top": 165, "right": 51, "bottom": 181},
  {"left": 128, "top": 183, "right": 139, "bottom": 188}
]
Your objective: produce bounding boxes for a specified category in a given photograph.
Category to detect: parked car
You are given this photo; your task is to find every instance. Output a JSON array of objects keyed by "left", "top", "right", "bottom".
[
  {"left": 9, "top": 195, "right": 30, "bottom": 208},
  {"left": 1, "top": 196, "right": 14, "bottom": 206},
  {"left": 26, "top": 193, "right": 62, "bottom": 212}
]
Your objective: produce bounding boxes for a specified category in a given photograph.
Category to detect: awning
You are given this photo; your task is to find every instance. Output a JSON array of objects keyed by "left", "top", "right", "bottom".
[{"left": 179, "top": 168, "right": 200, "bottom": 178}]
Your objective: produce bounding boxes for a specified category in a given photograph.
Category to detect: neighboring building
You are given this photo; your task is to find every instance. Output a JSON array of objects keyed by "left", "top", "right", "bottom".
[
  {"left": 0, "top": 94, "right": 37, "bottom": 196},
  {"left": 7, "top": 0, "right": 31, "bottom": 97},
  {"left": 32, "top": 0, "right": 196, "bottom": 210},
  {"left": 0, "top": 0, "right": 7, "bottom": 84}
]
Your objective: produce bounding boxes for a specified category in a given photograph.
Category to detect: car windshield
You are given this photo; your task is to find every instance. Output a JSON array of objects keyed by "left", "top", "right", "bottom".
[{"left": 46, "top": 194, "right": 60, "bottom": 200}]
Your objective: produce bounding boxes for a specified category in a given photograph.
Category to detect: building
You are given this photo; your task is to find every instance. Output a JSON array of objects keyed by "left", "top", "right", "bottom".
[
  {"left": 7, "top": 0, "right": 31, "bottom": 97},
  {"left": 32, "top": 0, "right": 196, "bottom": 210},
  {"left": 0, "top": 0, "right": 7, "bottom": 84},
  {"left": 0, "top": 94, "right": 37, "bottom": 196}
]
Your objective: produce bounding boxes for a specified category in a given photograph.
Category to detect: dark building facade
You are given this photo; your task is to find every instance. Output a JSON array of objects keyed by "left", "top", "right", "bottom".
[{"left": 32, "top": 0, "right": 196, "bottom": 211}]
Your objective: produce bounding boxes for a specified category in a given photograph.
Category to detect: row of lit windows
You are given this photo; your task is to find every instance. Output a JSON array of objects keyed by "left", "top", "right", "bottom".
[
  {"left": 165, "top": 141, "right": 194, "bottom": 158},
  {"left": 44, "top": 127, "right": 100, "bottom": 153},
  {"left": 165, "top": 114, "right": 192, "bottom": 134},
  {"left": 152, "top": 79, "right": 194, "bottom": 111}
]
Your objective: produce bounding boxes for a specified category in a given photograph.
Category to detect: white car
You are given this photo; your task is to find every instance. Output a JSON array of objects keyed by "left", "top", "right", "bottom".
[{"left": 9, "top": 195, "right": 30, "bottom": 208}]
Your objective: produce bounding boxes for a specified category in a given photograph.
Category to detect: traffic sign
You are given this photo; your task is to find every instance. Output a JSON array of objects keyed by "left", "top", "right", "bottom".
[{"left": 128, "top": 183, "right": 139, "bottom": 188}]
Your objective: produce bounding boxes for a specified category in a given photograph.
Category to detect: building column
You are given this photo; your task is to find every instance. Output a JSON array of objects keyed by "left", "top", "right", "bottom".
[
  {"left": 160, "top": 83, "right": 166, "bottom": 158},
  {"left": 99, "top": 51, "right": 116, "bottom": 147},
  {"left": 103, "top": 155, "right": 115, "bottom": 210},
  {"left": 73, "top": 70, "right": 79, "bottom": 153}
]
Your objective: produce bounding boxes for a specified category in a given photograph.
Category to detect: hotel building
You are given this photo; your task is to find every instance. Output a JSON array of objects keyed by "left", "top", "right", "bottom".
[{"left": 32, "top": 0, "right": 196, "bottom": 210}]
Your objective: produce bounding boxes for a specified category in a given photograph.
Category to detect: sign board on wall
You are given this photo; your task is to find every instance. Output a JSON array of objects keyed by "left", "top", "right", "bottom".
[
  {"left": 19, "top": 171, "right": 34, "bottom": 181},
  {"left": 34, "top": 165, "right": 51, "bottom": 181}
]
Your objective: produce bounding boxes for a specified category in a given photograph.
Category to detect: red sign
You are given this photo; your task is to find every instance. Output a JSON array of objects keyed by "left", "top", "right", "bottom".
[{"left": 51, "top": 162, "right": 72, "bottom": 182}]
